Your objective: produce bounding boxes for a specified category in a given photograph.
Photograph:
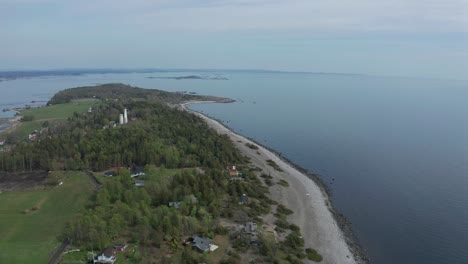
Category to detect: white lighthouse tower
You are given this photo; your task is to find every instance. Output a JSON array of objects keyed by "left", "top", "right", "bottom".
[
  {"left": 124, "top": 109, "right": 128, "bottom": 124},
  {"left": 119, "top": 114, "right": 124, "bottom": 125}
]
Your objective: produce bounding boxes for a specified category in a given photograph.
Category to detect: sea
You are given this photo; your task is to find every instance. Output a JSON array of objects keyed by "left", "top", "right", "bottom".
[{"left": 1, "top": 71, "right": 468, "bottom": 264}]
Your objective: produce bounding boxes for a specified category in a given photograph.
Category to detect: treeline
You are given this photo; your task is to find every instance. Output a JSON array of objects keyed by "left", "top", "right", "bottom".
[
  {"left": 47, "top": 83, "right": 225, "bottom": 105},
  {"left": 62, "top": 165, "right": 272, "bottom": 255},
  {"left": 63, "top": 168, "right": 222, "bottom": 249},
  {"left": 0, "top": 99, "right": 243, "bottom": 172}
]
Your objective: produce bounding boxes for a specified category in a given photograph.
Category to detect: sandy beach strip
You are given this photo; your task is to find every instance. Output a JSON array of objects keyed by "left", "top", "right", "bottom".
[{"left": 181, "top": 101, "right": 361, "bottom": 264}]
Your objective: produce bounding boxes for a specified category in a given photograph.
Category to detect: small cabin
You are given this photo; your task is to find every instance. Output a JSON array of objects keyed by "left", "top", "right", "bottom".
[
  {"left": 228, "top": 166, "right": 239, "bottom": 176},
  {"left": 94, "top": 247, "right": 116, "bottom": 264},
  {"left": 114, "top": 243, "right": 128, "bottom": 252}
]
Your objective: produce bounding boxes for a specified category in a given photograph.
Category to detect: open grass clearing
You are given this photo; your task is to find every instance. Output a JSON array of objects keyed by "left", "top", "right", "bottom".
[{"left": 0, "top": 171, "right": 94, "bottom": 264}]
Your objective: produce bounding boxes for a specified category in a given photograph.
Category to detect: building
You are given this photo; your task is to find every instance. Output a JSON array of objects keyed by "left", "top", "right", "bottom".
[
  {"left": 94, "top": 247, "right": 116, "bottom": 264},
  {"left": 169, "top": 201, "right": 182, "bottom": 209},
  {"left": 124, "top": 109, "right": 128, "bottom": 124},
  {"left": 228, "top": 166, "right": 239, "bottom": 176},
  {"left": 119, "top": 114, "right": 124, "bottom": 125},
  {"left": 103, "top": 171, "right": 116, "bottom": 177},
  {"left": 0, "top": 139, "right": 5, "bottom": 146},
  {"left": 239, "top": 194, "right": 249, "bottom": 205},
  {"left": 114, "top": 244, "right": 128, "bottom": 252},
  {"left": 244, "top": 222, "right": 259, "bottom": 243},
  {"left": 244, "top": 222, "right": 257, "bottom": 234},
  {"left": 134, "top": 180, "right": 145, "bottom": 187},
  {"left": 130, "top": 166, "right": 145, "bottom": 177},
  {"left": 190, "top": 236, "right": 218, "bottom": 253}
]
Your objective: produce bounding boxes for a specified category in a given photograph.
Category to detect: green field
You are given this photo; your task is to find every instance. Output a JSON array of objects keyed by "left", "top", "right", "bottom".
[
  {"left": 20, "top": 100, "right": 96, "bottom": 121},
  {"left": 0, "top": 171, "right": 94, "bottom": 264},
  {"left": 10, "top": 101, "right": 96, "bottom": 142}
]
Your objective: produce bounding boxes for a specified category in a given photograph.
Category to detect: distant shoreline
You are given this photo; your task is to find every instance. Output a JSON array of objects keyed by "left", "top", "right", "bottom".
[
  {"left": 147, "top": 75, "right": 228, "bottom": 80},
  {"left": 181, "top": 100, "right": 368, "bottom": 264}
]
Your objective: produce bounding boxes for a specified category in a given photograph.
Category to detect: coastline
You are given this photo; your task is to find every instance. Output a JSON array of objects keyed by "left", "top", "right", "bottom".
[
  {"left": 0, "top": 114, "right": 21, "bottom": 136},
  {"left": 181, "top": 100, "right": 368, "bottom": 264}
]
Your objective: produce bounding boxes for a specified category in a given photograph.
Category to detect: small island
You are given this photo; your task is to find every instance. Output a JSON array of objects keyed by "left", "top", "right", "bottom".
[{"left": 147, "top": 75, "right": 229, "bottom": 80}]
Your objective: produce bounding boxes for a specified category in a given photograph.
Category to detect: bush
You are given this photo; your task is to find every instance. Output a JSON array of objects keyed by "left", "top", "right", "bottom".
[
  {"left": 285, "top": 254, "right": 303, "bottom": 264},
  {"left": 275, "top": 218, "right": 290, "bottom": 230},
  {"left": 215, "top": 225, "right": 229, "bottom": 235},
  {"left": 276, "top": 204, "right": 293, "bottom": 216},
  {"left": 245, "top": 143, "right": 259, "bottom": 150},
  {"left": 21, "top": 115, "right": 35, "bottom": 121},
  {"left": 266, "top": 159, "right": 283, "bottom": 172},
  {"left": 277, "top": 179, "right": 289, "bottom": 187},
  {"left": 289, "top": 224, "right": 300, "bottom": 233},
  {"left": 306, "top": 248, "right": 323, "bottom": 262},
  {"left": 283, "top": 232, "right": 304, "bottom": 250}
]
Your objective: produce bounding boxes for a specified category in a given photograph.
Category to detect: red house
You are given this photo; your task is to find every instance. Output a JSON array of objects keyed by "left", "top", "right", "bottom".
[
  {"left": 114, "top": 243, "right": 128, "bottom": 252},
  {"left": 228, "top": 166, "right": 239, "bottom": 176}
]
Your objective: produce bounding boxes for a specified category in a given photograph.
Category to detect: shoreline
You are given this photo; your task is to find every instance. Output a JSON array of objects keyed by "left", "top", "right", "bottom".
[
  {"left": 0, "top": 112, "right": 22, "bottom": 136},
  {"left": 181, "top": 100, "right": 368, "bottom": 264}
]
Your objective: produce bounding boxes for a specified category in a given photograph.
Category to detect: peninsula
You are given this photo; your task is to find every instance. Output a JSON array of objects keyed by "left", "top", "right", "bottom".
[{"left": 0, "top": 84, "right": 364, "bottom": 264}]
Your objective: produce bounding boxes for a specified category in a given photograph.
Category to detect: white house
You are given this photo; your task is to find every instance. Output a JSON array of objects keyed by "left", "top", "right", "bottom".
[{"left": 94, "top": 247, "right": 116, "bottom": 264}]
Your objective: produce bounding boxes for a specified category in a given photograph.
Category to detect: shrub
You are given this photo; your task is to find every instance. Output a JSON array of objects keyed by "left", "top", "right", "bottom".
[
  {"left": 283, "top": 232, "right": 304, "bottom": 250},
  {"left": 266, "top": 159, "right": 283, "bottom": 172},
  {"left": 277, "top": 179, "right": 289, "bottom": 187},
  {"left": 275, "top": 218, "right": 290, "bottom": 230},
  {"left": 306, "top": 248, "right": 323, "bottom": 262},
  {"left": 21, "top": 115, "right": 34, "bottom": 121},
  {"left": 245, "top": 143, "right": 259, "bottom": 150},
  {"left": 276, "top": 204, "right": 293, "bottom": 216}
]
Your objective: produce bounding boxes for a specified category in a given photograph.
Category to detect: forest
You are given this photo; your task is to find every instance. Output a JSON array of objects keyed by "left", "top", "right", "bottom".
[
  {"left": 47, "top": 83, "right": 232, "bottom": 105},
  {"left": 0, "top": 99, "right": 242, "bottom": 172},
  {"left": 0, "top": 86, "right": 313, "bottom": 263}
]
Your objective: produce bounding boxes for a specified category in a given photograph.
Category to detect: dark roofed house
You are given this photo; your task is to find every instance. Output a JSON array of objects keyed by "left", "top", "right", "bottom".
[
  {"left": 244, "top": 222, "right": 257, "bottom": 234},
  {"left": 244, "top": 222, "right": 259, "bottom": 243},
  {"left": 130, "top": 166, "right": 145, "bottom": 178},
  {"left": 190, "top": 235, "right": 218, "bottom": 253},
  {"left": 94, "top": 247, "right": 116, "bottom": 264},
  {"left": 239, "top": 194, "right": 249, "bottom": 205}
]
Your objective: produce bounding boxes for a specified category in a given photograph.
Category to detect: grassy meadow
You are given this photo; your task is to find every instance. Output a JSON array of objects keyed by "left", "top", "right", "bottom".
[
  {"left": 0, "top": 171, "right": 94, "bottom": 263},
  {"left": 11, "top": 100, "right": 96, "bottom": 142}
]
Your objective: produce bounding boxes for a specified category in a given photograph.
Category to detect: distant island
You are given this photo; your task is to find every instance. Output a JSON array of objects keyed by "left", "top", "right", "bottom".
[{"left": 147, "top": 75, "right": 229, "bottom": 80}]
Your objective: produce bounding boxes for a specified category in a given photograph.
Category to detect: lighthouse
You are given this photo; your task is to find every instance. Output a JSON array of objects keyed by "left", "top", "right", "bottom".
[
  {"left": 119, "top": 114, "right": 124, "bottom": 125},
  {"left": 124, "top": 109, "right": 128, "bottom": 124}
]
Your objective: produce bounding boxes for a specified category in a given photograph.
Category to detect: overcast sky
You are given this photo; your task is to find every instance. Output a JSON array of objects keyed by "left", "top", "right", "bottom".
[{"left": 1, "top": 0, "right": 467, "bottom": 79}]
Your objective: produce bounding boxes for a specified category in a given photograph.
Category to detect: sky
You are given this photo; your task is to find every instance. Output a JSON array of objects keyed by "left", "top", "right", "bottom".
[{"left": 1, "top": 0, "right": 467, "bottom": 79}]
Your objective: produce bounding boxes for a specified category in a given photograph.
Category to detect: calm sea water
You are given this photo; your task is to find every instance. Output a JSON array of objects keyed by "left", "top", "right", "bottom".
[{"left": 1, "top": 72, "right": 468, "bottom": 264}]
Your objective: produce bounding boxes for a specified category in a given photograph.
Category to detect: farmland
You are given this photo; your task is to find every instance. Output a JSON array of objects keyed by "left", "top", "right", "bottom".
[{"left": 0, "top": 171, "right": 94, "bottom": 263}]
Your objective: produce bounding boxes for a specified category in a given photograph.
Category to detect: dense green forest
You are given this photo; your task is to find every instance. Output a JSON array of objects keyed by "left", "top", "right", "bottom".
[
  {"left": 0, "top": 99, "right": 242, "bottom": 172},
  {"left": 1, "top": 86, "right": 314, "bottom": 263}
]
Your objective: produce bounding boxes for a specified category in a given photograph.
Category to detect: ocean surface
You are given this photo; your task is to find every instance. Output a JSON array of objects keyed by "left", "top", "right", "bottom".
[{"left": 1, "top": 72, "right": 468, "bottom": 264}]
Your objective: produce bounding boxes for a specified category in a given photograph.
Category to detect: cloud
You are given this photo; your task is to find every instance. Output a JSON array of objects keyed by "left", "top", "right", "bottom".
[
  {"left": 75, "top": 0, "right": 468, "bottom": 33},
  {"left": 2, "top": 0, "right": 466, "bottom": 33}
]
